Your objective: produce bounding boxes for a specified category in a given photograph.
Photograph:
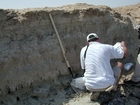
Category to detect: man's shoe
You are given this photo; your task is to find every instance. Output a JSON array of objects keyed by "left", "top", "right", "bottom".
[
  {"left": 90, "top": 92, "right": 100, "bottom": 101},
  {"left": 124, "top": 80, "right": 140, "bottom": 86}
]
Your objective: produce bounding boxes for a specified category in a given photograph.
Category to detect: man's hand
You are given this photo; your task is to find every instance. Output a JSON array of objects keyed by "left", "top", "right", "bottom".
[{"left": 121, "top": 41, "right": 128, "bottom": 57}]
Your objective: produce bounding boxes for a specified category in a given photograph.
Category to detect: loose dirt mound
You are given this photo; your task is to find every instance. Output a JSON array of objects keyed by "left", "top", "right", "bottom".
[{"left": 113, "top": 3, "right": 140, "bottom": 24}]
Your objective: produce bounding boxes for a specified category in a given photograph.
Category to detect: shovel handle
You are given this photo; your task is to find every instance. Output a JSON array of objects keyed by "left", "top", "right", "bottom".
[{"left": 49, "top": 13, "right": 74, "bottom": 78}]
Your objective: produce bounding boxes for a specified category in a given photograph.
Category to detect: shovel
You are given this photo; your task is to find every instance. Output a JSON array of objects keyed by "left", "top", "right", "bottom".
[{"left": 49, "top": 13, "right": 74, "bottom": 79}]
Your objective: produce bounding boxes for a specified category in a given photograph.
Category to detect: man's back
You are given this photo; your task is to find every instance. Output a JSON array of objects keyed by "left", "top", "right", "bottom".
[{"left": 84, "top": 41, "right": 124, "bottom": 89}]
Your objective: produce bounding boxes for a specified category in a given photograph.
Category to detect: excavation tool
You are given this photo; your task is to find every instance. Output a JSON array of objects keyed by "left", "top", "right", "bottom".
[{"left": 49, "top": 14, "right": 74, "bottom": 79}]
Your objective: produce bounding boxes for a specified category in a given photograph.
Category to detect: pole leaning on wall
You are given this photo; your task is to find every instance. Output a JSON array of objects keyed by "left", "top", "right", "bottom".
[{"left": 49, "top": 13, "right": 74, "bottom": 79}]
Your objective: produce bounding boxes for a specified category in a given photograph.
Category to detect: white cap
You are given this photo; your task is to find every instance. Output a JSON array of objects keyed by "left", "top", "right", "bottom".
[{"left": 87, "top": 33, "right": 98, "bottom": 42}]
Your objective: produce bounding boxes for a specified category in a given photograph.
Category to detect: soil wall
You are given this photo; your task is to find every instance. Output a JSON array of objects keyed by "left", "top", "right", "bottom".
[{"left": 0, "top": 3, "right": 139, "bottom": 94}]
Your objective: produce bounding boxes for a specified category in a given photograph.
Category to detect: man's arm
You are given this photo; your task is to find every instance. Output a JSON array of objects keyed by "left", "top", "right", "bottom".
[
  {"left": 121, "top": 41, "right": 128, "bottom": 57},
  {"left": 80, "top": 48, "right": 85, "bottom": 70}
]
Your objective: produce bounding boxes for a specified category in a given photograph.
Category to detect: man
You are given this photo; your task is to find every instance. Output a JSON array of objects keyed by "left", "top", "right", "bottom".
[
  {"left": 124, "top": 26, "right": 140, "bottom": 86},
  {"left": 80, "top": 33, "right": 127, "bottom": 101}
]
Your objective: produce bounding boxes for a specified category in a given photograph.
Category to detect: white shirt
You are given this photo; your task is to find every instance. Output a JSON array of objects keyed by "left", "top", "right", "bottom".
[{"left": 80, "top": 42, "right": 124, "bottom": 89}]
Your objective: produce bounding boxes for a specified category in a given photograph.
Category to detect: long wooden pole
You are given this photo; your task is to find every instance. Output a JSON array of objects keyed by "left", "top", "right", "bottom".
[{"left": 49, "top": 14, "right": 74, "bottom": 79}]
